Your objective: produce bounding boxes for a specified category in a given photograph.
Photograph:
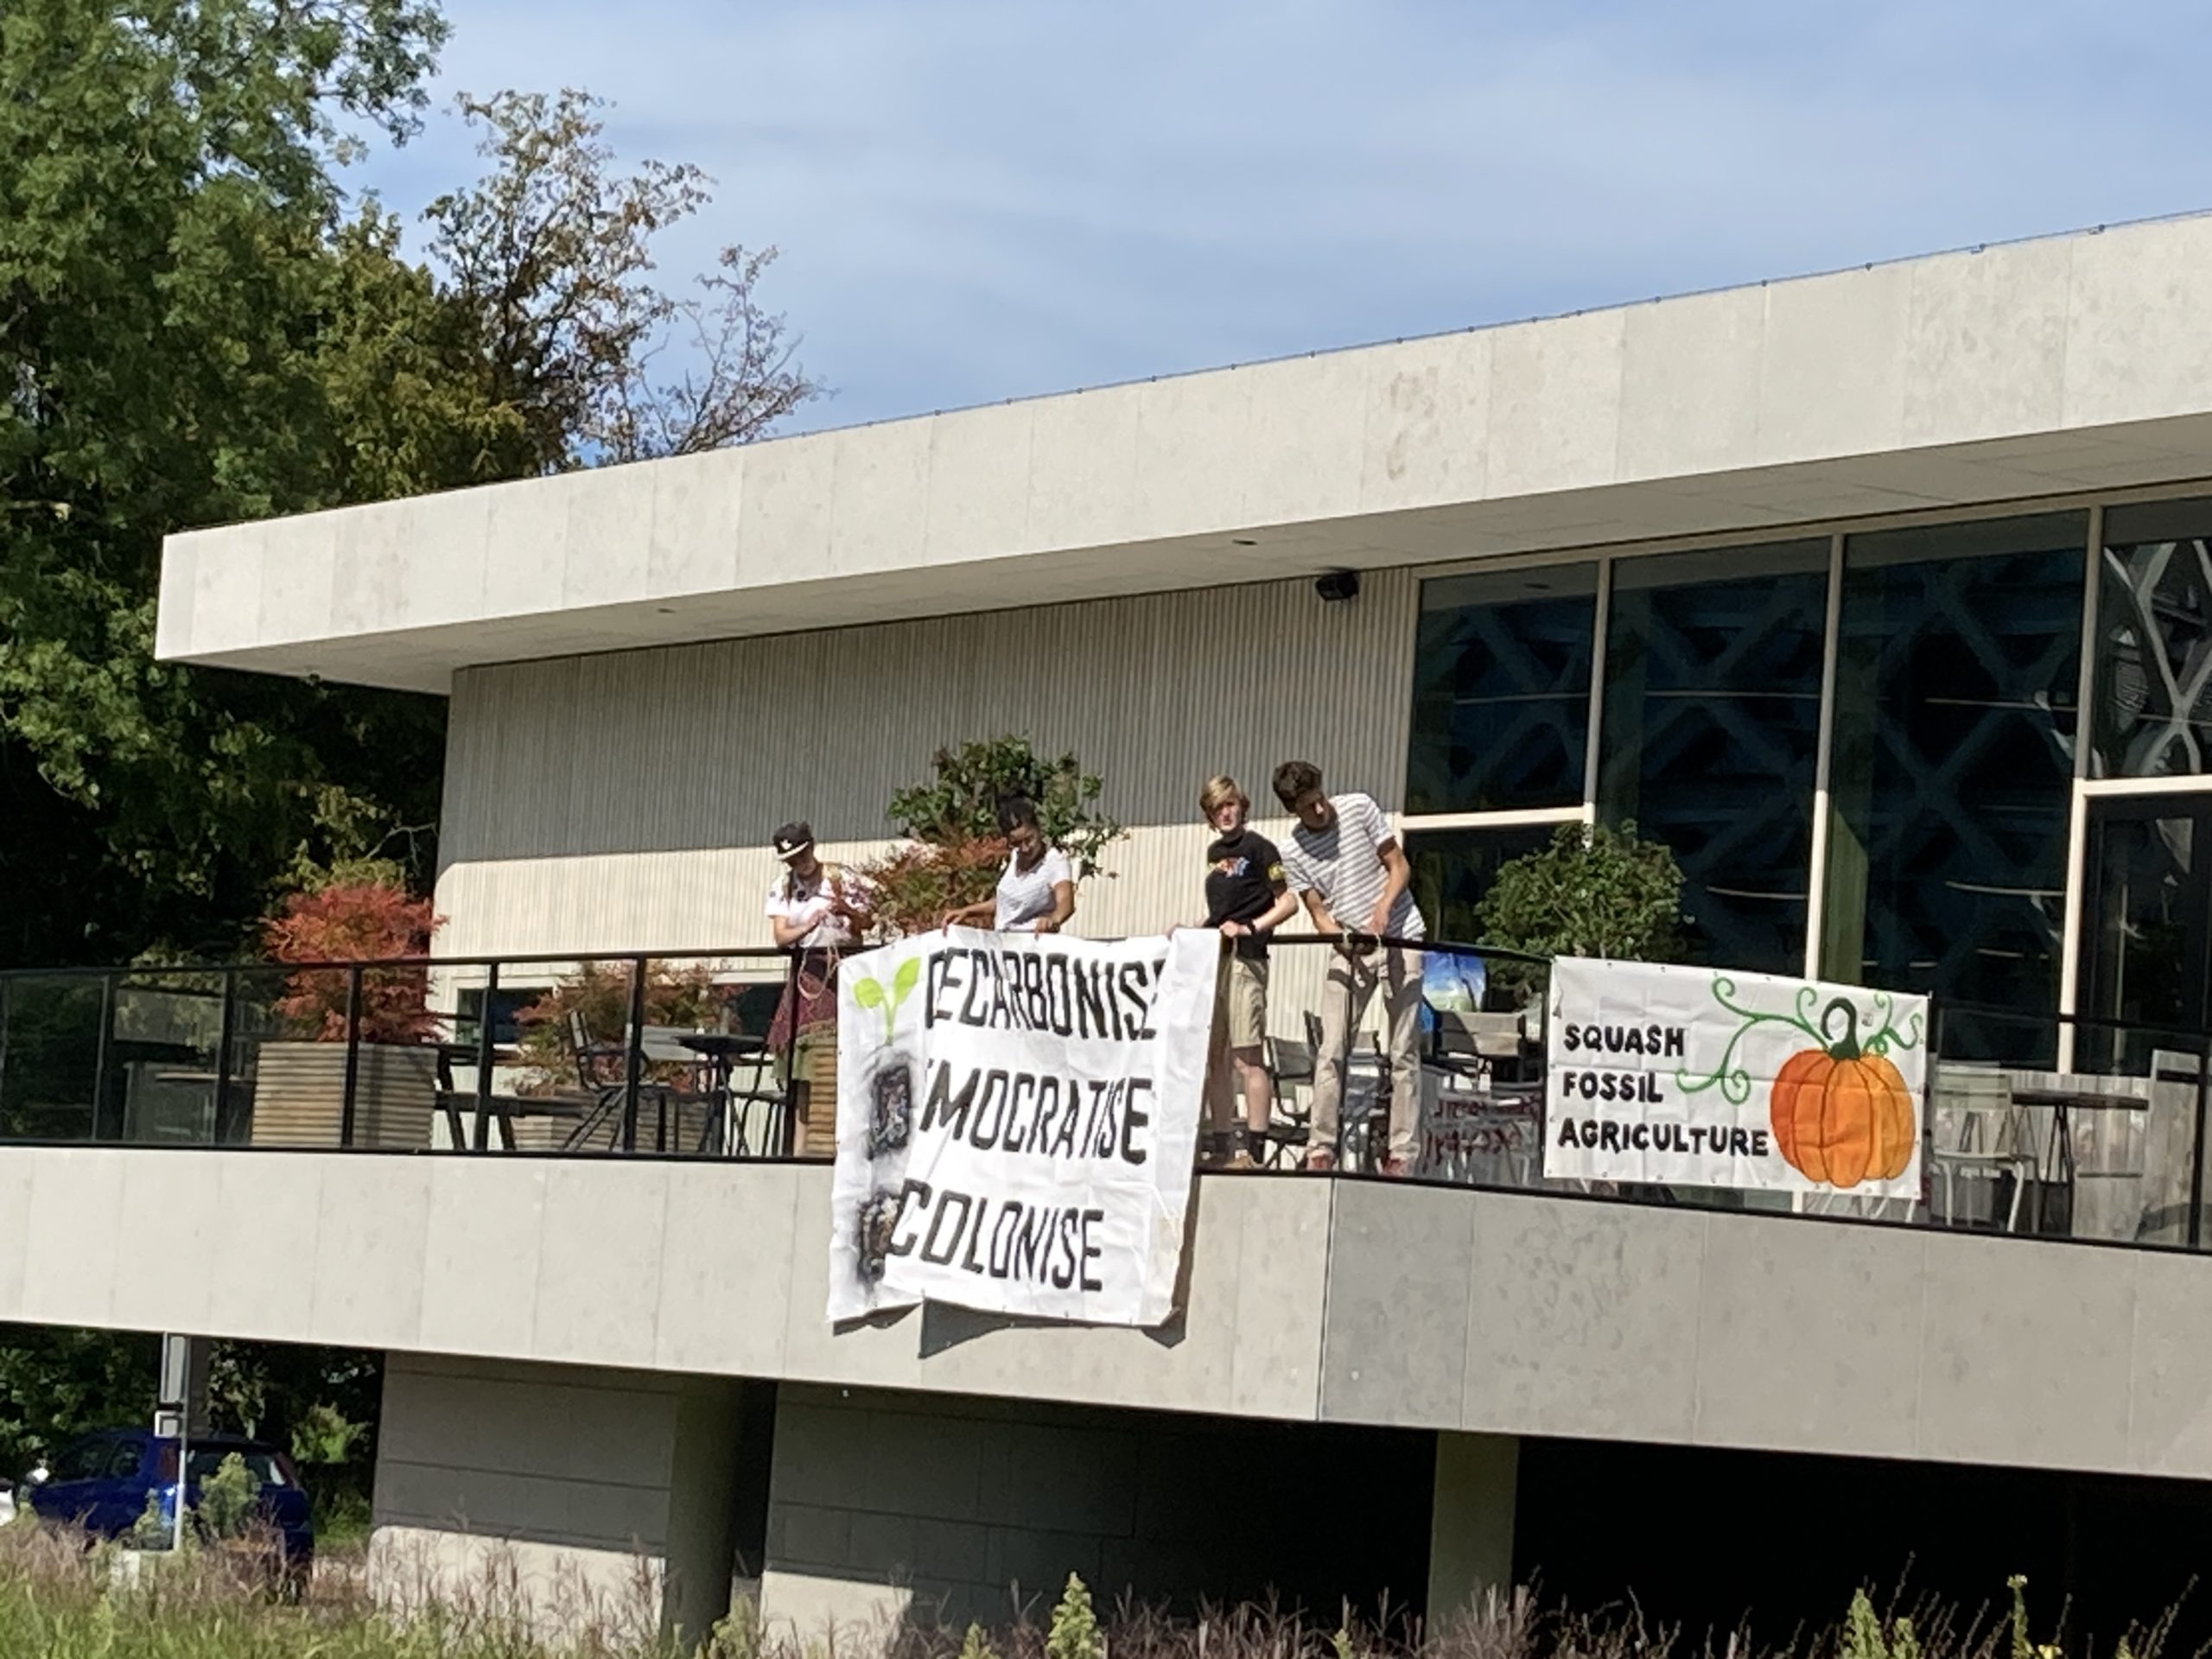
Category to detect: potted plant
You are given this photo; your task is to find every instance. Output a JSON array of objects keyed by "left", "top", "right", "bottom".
[
  {"left": 1473, "top": 820, "right": 1688, "bottom": 1027},
  {"left": 858, "top": 735, "right": 1125, "bottom": 937},
  {"left": 253, "top": 883, "right": 442, "bottom": 1148}
]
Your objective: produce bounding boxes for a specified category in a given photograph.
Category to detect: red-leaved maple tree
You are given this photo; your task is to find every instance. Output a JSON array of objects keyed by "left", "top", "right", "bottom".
[{"left": 261, "top": 884, "right": 443, "bottom": 1043}]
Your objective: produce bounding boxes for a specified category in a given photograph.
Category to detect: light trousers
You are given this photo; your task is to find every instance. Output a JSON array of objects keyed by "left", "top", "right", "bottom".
[{"left": 1310, "top": 944, "right": 1424, "bottom": 1160}]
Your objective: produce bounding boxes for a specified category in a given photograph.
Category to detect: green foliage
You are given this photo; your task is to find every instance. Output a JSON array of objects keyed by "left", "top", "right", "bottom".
[
  {"left": 0, "top": 1326, "right": 158, "bottom": 1478},
  {"left": 194, "top": 1453, "right": 259, "bottom": 1541},
  {"left": 125, "top": 1491, "right": 170, "bottom": 1550},
  {"left": 1474, "top": 821, "right": 1687, "bottom": 991},
  {"left": 887, "top": 737, "right": 1124, "bottom": 878},
  {"left": 708, "top": 1599, "right": 764, "bottom": 1659},
  {"left": 1841, "top": 1590, "right": 1920, "bottom": 1659},
  {"left": 205, "top": 1340, "right": 380, "bottom": 1542},
  {"left": 957, "top": 1622, "right": 1000, "bottom": 1659},
  {"left": 1046, "top": 1573, "right": 1103, "bottom": 1659},
  {"left": 0, "top": 6, "right": 817, "bottom": 970},
  {"left": 426, "top": 90, "right": 820, "bottom": 466}
]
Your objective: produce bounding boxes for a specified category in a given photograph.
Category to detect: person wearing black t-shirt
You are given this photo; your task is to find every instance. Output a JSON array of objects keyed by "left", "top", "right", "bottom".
[{"left": 1197, "top": 774, "right": 1299, "bottom": 1169}]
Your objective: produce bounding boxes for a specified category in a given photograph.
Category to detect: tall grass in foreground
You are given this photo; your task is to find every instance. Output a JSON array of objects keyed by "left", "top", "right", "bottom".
[{"left": 0, "top": 1521, "right": 2182, "bottom": 1659}]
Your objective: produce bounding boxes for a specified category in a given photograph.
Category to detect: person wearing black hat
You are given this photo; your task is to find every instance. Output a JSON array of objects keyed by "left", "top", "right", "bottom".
[
  {"left": 765, "top": 822, "right": 868, "bottom": 1151},
  {"left": 765, "top": 822, "right": 865, "bottom": 950}
]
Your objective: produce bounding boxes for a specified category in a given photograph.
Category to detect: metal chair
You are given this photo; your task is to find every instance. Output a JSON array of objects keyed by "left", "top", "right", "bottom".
[
  {"left": 1927, "top": 1063, "right": 2036, "bottom": 1231},
  {"left": 1258, "top": 1035, "right": 1315, "bottom": 1168}
]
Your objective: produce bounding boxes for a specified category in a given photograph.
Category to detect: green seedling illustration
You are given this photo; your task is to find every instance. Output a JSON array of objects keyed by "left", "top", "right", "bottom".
[{"left": 851, "top": 955, "right": 922, "bottom": 1044}]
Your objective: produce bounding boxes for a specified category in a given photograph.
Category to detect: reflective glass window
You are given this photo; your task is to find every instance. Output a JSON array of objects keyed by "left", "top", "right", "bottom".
[
  {"left": 1408, "top": 565, "right": 1598, "bottom": 813},
  {"left": 1599, "top": 540, "right": 1828, "bottom": 976},
  {"left": 1821, "top": 513, "right": 2087, "bottom": 1042},
  {"left": 2094, "top": 498, "right": 2212, "bottom": 779},
  {"left": 1406, "top": 822, "right": 1564, "bottom": 954}
]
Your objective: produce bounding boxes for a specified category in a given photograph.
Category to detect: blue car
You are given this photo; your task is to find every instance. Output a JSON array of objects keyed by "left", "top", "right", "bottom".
[{"left": 23, "top": 1429, "right": 313, "bottom": 1568}]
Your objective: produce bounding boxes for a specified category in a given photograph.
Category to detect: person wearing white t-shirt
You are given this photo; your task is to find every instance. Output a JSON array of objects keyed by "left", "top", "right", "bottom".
[
  {"left": 1271, "top": 760, "right": 1426, "bottom": 1176},
  {"left": 942, "top": 797, "right": 1076, "bottom": 933},
  {"left": 764, "top": 821, "right": 865, "bottom": 950},
  {"left": 764, "top": 821, "right": 868, "bottom": 1143}
]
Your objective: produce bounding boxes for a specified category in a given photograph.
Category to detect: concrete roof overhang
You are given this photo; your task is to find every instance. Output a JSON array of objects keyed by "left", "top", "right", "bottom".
[{"left": 156, "top": 213, "right": 2212, "bottom": 694}]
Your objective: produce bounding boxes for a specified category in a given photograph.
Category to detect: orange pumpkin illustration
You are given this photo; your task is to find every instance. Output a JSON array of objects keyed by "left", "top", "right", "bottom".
[{"left": 1770, "top": 999, "right": 1915, "bottom": 1188}]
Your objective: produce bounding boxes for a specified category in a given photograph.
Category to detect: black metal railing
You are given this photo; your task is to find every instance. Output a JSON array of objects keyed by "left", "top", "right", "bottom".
[{"left": 3, "top": 938, "right": 2209, "bottom": 1255}]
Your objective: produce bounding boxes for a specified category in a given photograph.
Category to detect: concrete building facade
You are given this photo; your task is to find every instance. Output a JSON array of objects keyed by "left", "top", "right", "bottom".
[{"left": 11, "top": 214, "right": 2212, "bottom": 1643}]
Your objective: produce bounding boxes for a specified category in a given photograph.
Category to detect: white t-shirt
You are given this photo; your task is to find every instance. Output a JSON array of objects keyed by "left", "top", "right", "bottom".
[
  {"left": 994, "top": 847, "right": 1074, "bottom": 931},
  {"left": 1281, "top": 791, "right": 1425, "bottom": 940},
  {"left": 765, "top": 867, "right": 862, "bottom": 949}
]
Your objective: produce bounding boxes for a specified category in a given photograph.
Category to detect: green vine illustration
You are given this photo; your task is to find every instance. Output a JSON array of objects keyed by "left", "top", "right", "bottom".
[
  {"left": 1675, "top": 976, "right": 1923, "bottom": 1104},
  {"left": 850, "top": 955, "right": 922, "bottom": 1045}
]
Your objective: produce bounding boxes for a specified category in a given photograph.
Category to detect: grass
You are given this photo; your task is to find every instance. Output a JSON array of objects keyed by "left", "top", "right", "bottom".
[{"left": 0, "top": 1517, "right": 2183, "bottom": 1659}]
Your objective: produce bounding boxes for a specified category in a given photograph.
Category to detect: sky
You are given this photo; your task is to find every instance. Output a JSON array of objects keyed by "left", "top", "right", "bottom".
[{"left": 353, "top": 0, "right": 2212, "bottom": 437}]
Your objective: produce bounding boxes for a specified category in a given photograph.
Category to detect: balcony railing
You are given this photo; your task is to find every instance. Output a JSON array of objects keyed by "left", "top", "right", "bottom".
[{"left": 1, "top": 940, "right": 2208, "bottom": 1252}]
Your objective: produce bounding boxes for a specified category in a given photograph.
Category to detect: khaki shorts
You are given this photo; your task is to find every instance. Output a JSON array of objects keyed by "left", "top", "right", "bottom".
[{"left": 1216, "top": 954, "right": 1270, "bottom": 1051}]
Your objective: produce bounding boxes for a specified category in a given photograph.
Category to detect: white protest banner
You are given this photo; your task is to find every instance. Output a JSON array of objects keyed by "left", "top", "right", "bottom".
[
  {"left": 1542, "top": 957, "right": 1927, "bottom": 1196},
  {"left": 826, "top": 927, "right": 1217, "bottom": 1327}
]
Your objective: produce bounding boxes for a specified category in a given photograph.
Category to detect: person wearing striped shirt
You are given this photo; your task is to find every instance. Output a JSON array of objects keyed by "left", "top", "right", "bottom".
[{"left": 1271, "top": 760, "right": 1426, "bottom": 1175}]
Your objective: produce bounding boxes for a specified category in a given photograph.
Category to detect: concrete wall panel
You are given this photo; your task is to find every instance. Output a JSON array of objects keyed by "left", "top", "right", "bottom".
[
  {"left": 13, "top": 1143, "right": 2212, "bottom": 1484},
  {"left": 1692, "top": 1213, "right": 1924, "bottom": 1459},
  {"left": 429, "top": 567, "right": 1418, "bottom": 960}
]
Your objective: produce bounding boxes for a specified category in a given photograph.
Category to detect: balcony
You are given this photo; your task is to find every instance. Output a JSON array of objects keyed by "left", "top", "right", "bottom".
[
  {"left": 3, "top": 939, "right": 2208, "bottom": 1249},
  {"left": 10, "top": 937, "right": 2212, "bottom": 1483}
]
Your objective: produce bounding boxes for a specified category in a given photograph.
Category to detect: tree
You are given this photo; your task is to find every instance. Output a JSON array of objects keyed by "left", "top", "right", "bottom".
[
  {"left": 0, "top": 0, "right": 458, "bottom": 965},
  {"left": 0, "top": 8, "right": 822, "bottom": 969},
  {"left": 1474, "top": 821, "right": 1688, "bottom": 995},
  {"left": 0, "top": 1325, "right": 158, "bottom": 1476},
  {"left": 261, "top": 880, "right": 442, "bottom": 1041},
  {"left": 424, "top": 89, "right": 822, "bottom": 467},
  {"left": 0, "top": 2, "right": 820, "bottom": 1501}
]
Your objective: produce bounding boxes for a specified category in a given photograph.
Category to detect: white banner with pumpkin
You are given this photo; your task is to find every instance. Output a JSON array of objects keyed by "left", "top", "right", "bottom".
[{"left": 1541, "top": 957, "right": 1927, "bottom": 1196}]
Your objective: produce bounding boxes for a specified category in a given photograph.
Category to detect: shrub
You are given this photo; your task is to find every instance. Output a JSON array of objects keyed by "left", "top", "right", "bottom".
[
  {"left": 261, "top": 882, "right": 442, "bottom": 1043},
  {"left": 1046, "top": 1573, "right": 1103, "bottom": 1659},
  {"left": 196, "top": 1452, "right": 258, "bottom": 1541},
  {"left": 863, "top": 736, "right": 1125, "bottom": 938},
  {"left": 855, "top": 836, "right": 1011, "bottom": 938},
  {"left": 1475, "top": 820, "right": 1686, "bottom": 995},
  {"left": 887, "top": 736, "right": 1123, "bottom": 877}
]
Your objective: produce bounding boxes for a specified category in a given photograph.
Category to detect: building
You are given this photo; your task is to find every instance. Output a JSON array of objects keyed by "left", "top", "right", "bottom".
[{"left": 10, "top": 213, "right": 2212, "bottom": 1643}]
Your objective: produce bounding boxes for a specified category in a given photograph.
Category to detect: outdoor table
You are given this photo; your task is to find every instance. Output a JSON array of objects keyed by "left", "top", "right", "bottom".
[
  {"left": 675, "top": 1032, "right": 781, "bottom": 1155},
  {"left": 2000, "top": 1074, "right": 2152, "bottom": 1240}
]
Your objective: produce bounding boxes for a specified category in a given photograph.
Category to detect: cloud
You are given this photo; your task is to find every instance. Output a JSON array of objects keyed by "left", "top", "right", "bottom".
[{"left": 352, "top": 0, "right": 2212, "bottom": 433}]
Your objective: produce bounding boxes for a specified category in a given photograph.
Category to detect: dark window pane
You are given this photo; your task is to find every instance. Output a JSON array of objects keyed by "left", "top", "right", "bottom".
[
  {"left": 0, "top": 976, "right": 105, "bottom": 1141},
  {"left": 1408, "top": 565, "right": 1597, "bottom": 813},
  {"left": 2094, "top": 497, "right": 2212, "bottom": 779},
  {"left": 1821, "top": 513, "right": 2086, "bottom": 1055},
  {"left": 1406, "top": 823, "right": 1561, "bottom": 961},
  {"left": 1599, "top": 541, "right": 1828, "bottom": 976}
]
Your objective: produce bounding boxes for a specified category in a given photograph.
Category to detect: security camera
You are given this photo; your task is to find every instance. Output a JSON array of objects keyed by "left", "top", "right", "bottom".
[{"left": 1314, "top": 569, "right": 1360, "bottom": 603}]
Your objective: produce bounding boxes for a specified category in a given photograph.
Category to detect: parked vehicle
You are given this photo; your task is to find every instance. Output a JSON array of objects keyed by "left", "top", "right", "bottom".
[
  {"left": 22, "top": 1431, "right": 312, "bottom": 1567},
  {"left": 0, "top": 1476, "right": 15, "bottom": 1528}
]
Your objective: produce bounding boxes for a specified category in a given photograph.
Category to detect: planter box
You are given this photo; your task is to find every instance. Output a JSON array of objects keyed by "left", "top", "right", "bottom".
[
  {"left": 794, "top": 1044, "right": 837, "bottom": 1160},
  {"left": 251, "top": 1041, "right": 435, "bottom": 1150}
]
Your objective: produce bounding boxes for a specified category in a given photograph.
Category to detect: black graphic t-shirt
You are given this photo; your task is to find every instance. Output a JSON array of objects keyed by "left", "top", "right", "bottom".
[{"left": 1204, "top": 830, "right": 1287, "bottom": 958}]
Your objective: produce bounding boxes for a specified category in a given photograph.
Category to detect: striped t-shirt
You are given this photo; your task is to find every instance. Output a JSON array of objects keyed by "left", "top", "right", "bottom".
[{"left": 1281, "top": 791, "right": 1425, "bottom": 940}]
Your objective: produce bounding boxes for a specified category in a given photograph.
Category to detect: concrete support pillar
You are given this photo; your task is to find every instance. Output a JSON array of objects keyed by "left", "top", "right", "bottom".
[
  {"left": 367, "top": 1354, "right": 761, "bottom": 1647},
  {"left": 1427, "top": 1430, "right": 1518, "bottom": 1629}
]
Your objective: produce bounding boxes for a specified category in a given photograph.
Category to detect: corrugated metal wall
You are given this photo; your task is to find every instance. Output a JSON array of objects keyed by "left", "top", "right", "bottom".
[{"left": 435, "top": 569, "right": 1419, "bottom": 959}]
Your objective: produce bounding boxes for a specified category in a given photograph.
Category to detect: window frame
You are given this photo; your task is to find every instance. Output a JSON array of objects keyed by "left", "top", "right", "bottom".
[{"left": 1397, "top": 487, "right": 2212, "bottom": 1037}]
